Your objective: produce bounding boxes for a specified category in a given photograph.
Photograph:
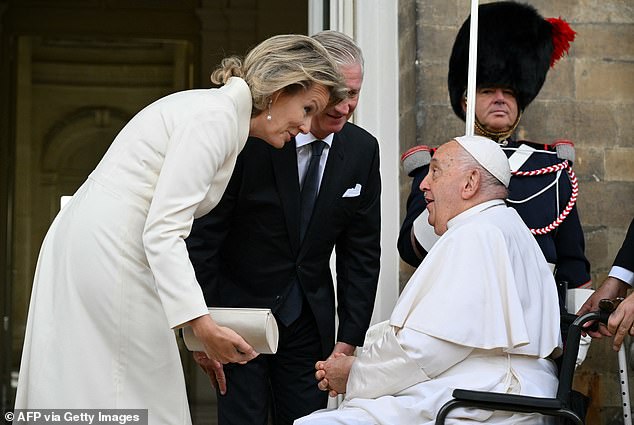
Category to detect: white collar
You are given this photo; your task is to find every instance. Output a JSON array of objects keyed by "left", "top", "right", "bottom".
[
  {"left": 223, "top": 77, "right": 253, "bottom": 149},
  {"left": 447, "top": 199, "right": 506, "bottom": 229},
  {"left": 295, "top": 132, "right": 334, "bottom": 149}
]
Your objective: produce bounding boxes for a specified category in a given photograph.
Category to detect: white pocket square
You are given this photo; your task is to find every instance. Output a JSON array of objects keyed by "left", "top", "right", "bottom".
[{"left": 342, "top": 184, "right": 362, "bottom": 198}]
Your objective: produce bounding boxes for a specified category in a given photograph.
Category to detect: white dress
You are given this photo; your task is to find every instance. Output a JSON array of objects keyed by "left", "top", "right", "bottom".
[
  {"left": 296, "top": 201, "right": 561, "bottom": 425},
  {"left": 15, "top": 77, "right": 252, "bottom": 424}
]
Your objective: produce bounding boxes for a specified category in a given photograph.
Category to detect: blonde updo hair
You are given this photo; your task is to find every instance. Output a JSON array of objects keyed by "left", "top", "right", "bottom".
[{"left": 211, "top": 34, "right": 348, "bottom": 116}]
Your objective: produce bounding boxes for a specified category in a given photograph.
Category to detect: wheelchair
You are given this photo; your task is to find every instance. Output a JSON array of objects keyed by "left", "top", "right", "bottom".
[{"left": 435, "top": 310, "right": 611, "bottom": 425}]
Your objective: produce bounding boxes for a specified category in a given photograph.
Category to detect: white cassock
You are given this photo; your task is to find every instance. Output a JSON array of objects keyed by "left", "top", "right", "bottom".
[
  {"left": 15, "top": 78, "right": 252, "bottom": 424},
  {"left": 296, "top": 199, "right": 561, "bottom": 425}
]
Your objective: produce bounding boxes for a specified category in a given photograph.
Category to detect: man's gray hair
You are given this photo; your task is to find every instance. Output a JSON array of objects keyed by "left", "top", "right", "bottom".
[{"left": 312, "top": 30, "right": 364, "bottom": 72}]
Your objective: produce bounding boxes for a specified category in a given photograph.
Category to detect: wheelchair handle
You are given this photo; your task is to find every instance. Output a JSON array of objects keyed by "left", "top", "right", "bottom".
[{"left": 599, "top": 297, "right": 625, "bottom": 313}]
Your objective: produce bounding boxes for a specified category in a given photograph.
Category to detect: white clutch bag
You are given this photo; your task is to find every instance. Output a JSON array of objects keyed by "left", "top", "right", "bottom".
[{"left": 182, "top": 307, "right": 279, "bottom": 354}]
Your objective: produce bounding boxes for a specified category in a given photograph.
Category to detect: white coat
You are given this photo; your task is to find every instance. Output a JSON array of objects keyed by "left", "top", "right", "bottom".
[{"left": 15, "top": 77, "right": 252, "bottom": 425}]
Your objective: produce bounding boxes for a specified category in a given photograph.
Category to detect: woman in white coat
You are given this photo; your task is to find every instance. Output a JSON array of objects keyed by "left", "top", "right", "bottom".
[{"left": 15, "top": 34, "right": 347, "bottom": 424}]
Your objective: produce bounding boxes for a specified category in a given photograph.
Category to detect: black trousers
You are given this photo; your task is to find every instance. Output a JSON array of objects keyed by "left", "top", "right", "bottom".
[{"left": 216, "top": 302, "right": 328, "bottom": 425}]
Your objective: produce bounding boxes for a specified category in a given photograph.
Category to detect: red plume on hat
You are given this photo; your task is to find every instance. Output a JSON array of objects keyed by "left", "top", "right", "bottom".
[
  {"left": 448, "top": 1, "right": 576, "bottom": 120},
  {"left": 547, "top": 17, "right": 576, "bottom": 67}
]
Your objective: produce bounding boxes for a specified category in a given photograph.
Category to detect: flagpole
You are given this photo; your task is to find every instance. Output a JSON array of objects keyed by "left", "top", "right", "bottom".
[{"left": 465, "top": 0, "right": 479, "bottom": 136}]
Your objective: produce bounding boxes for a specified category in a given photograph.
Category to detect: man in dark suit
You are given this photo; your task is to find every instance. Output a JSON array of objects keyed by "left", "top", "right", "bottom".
[
  {"left": 186, "top": 31, "right": 381, "bottom": 425},
  {"left": 579, "top": 218, "right": 634, "bottom": 351}
]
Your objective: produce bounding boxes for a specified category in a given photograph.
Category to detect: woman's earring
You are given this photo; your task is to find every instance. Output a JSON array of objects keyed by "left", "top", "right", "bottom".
[{"left": 266, "top": 99, "right": 272, "bottom": 121}]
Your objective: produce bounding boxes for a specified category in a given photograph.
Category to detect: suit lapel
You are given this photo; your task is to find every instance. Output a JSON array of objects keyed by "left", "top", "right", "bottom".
[{"left": 271, "top": 140, "right": 301, "bottom": 256}]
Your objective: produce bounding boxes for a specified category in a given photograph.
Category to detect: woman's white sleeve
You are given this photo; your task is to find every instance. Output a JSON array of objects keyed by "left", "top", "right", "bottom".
[{"left": 143, "top": 108, "right": 237, "bottom": 329}]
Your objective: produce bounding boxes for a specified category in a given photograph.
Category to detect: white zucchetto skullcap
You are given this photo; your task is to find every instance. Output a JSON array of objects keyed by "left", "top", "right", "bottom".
[{"left": 454, "top": 135, "right": 511, "bottom": 188}]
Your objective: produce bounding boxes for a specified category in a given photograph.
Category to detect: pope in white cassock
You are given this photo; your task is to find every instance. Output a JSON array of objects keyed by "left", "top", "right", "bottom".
[{"left": 295, "top": 135, "right": 562, "bottom": 425}]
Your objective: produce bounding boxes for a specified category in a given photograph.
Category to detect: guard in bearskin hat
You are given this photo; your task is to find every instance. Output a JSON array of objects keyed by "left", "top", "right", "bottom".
[{"left": 399, "top": 2, "right": 591, "bottom": 297}]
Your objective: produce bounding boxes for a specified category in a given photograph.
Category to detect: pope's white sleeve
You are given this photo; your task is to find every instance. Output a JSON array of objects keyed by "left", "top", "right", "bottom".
[
  {"left": 345, "top": 325, "right": 473, "bottom": 400},
  {"left": 398, "top": 326, "right": 473, "bottom": 378}
]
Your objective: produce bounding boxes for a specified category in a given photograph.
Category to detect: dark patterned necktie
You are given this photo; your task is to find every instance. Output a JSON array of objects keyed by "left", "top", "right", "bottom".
[{"left": 299, "top": 140, "right": 327, "bottom": 242}]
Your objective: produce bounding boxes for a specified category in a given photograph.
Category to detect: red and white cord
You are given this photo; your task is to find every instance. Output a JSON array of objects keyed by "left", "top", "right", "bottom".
[{"left": 511, "top": 160, "right": 578, "bottom": 235}]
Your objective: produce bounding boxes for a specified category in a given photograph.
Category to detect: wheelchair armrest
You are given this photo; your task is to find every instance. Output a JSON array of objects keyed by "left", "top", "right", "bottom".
[{"left": 452, "top": 389, "right": 563, "bottom": 410}]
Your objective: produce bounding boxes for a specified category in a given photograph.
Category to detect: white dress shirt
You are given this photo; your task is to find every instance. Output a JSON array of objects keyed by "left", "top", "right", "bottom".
[{"left": 295, "top": 132, "right": 334, "bottom": 190}]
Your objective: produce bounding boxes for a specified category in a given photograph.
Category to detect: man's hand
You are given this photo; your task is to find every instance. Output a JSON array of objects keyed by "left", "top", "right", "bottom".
[
  {"left": 577, "top": 277, "right": 629, "bottom": 340},
  {"left": 315, "top": 353, "right": 355, "bottom": 397},
  {"left": 193, "top": 351, "right": 228, "bottom": 395},
  {"left": 606, "top": 295, "right": 634, "bottom": 351},
  {"left": 328, "top": 341, "right": 356, "bottom": 359}
]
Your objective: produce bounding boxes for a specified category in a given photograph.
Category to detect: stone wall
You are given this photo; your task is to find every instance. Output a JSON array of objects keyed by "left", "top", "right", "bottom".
[{"left": 399, "top": 0, "right": 634, "bottom": 422}]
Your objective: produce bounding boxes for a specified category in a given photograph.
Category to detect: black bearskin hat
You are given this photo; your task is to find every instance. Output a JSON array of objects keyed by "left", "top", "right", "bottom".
[{"left": 448, "top": 1, "right": 575, "bottom": 120}]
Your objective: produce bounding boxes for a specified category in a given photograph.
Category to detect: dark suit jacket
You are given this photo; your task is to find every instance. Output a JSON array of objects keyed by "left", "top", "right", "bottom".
[
  {"left": 186, "top": 122, "right": 381, "bottom": 357},
  {"left": 614, "top": 219, "right": 634, "bottom": 272}
]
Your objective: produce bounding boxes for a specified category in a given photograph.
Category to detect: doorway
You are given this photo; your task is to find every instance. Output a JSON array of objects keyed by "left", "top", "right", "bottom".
[{"left": 0, "top": 1, "right": 308, "bottom": 417}]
